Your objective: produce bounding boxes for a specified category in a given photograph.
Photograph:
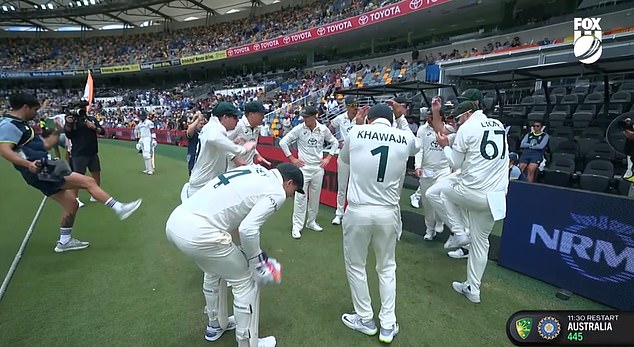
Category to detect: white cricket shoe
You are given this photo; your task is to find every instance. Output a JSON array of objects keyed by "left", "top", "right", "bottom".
[
  {"left": 452, "top": 281, "right": 480, "bottom": 303},
  {"left": 204, "top": 316, "right": 236, "bottom": 341},
  {"left": 54, "top": 238, "right": 90, "bottom": 253},
  {"left": 90, "top": 196, "right": 98, "bottom": 202},
  {"left": 332, "top": 215, "right": 342, "bottom": 225},
  {"left": 410, "top": 194, "right": 420, "bottom": 208},
  {"left": 291, "top": 230, "right": 301, "bottom": 239},
  {"left": 423, "top": 230, "right": 436, "bottom": 241},
  {"left": 341, "top": 313, "right": 378, "bottom": 336},
  {"left": 379, "top": 323, "right": 400, "bottom": 344},
  {"left": 146, "top": 171, "right": 154, "bottom": 175},
  {"left": 306, "top": 222, "right": 323, "bottom": 232},
  {"left": 258, "top": 336, "right": 277, "bottom": 347},
  {"left": 448, "top": 248, "right": 469, "bottom": 259},
  {"left": 76, "top": 198, "right": 85, "bottom": 208},
  {"left": 115, "top": 199, "right": 142, "bottom": 220},
  {"left": 444, "top": 233, "right": 470, "bottom": 249}
]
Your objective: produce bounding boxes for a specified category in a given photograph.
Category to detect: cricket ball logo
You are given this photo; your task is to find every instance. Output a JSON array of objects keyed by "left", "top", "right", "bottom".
[{"left": 573, "top": 17, "right": 602, "bottom": 64}]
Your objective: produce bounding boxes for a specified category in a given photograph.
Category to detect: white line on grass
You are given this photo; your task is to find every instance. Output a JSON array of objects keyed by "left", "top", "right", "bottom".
[{"left": 0, "top": 196, "right": 47, "bottom": 303}]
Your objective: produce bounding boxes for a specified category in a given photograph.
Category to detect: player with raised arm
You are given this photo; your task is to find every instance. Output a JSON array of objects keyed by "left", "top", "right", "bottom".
[
  {"left": 181, "top": 102, "right": 256, "bottom": 201},
  {"left": 435, "top": 100, "right": 509, "bottom": 303},
  {"left": 279, "top": 106, "right": 338, "bottom": 239},
  {"left": 339, "top": 104, "right": 420, "bottom": 344},
  {"left": 329, "top": 96, "right": 359, "bottom": 226},
  {"left": 0, "top": 93, "right": 142, "bottom": 253},
  {"left": 166, "top": 163, "right": 304, "bottom": 347}
]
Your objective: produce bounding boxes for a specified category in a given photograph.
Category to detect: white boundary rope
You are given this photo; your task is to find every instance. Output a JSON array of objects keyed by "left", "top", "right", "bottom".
[{"left": 0, "top": 196, "right": 47, "bottom": 302}]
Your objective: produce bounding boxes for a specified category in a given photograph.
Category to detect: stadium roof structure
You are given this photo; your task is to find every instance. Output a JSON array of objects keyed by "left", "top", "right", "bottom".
[
  {"left": 0, "top": 0, "right": 280, "bottom": 31},
  {"left": 458, "top": 54, "right": 634, "bottom": 84},
  {"left": 337, "top": 80, "right": 457, "bottom": 106}
]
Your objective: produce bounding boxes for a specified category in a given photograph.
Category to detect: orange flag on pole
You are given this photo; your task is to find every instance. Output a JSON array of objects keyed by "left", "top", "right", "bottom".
[{"left": 82, "top": 71, "right": 94, "bottom": 113}]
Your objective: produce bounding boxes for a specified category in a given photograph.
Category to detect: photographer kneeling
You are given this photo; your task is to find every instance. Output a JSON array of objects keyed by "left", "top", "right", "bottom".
[
  {"left": 0, "top": 93, "right": 142, "bottom": 253},
  {"left": 63, "top": 100, "right": 105, "bottom": 203}
]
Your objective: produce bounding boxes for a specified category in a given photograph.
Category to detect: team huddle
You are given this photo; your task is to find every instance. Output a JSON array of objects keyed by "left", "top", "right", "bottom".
[{"left": 0, "top": 89, "right": 509, "bottom": 347}]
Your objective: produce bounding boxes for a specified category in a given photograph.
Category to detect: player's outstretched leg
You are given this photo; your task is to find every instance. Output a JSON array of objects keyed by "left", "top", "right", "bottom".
[
  {"left": 49, "top": 189, "right": 89, "bottom": 253},
  {"left": 61, "top": 173, "right": 142, "bottom": 220}
]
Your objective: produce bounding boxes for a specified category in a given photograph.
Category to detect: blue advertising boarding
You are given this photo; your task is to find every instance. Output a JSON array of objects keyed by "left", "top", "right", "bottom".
[{"left": 499, "top": 181, "right": 634, "bottom": 310}]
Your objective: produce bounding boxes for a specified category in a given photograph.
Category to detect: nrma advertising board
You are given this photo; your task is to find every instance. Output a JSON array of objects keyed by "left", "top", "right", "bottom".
[{"left": 499, "top": 182, "right": 634, "bottom": 309}]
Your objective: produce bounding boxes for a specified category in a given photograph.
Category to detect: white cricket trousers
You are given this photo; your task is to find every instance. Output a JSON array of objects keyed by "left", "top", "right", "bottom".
[
  {"left": 140, "top": 137, "right": 153, "bottom": 172},
  {"left": 335, "top": 157, "right": 350, "bottom": 217},
  {"left": 166, "top": 209, "right": 261, "bottom": 347},
  {"left": 292, "top": 165, "right": 324, "bottom": 232},
  {"left": 443, "top": 184, "right": 495, "bottom": 294},
  {"left": 424, "top": 173, "right": 468, "bottom": 234},
  {"left": 419, "top": 169, "right": 451, "bottom": 232},
  {"left": 342, "top": 204, "right": 400, "bottom": 329}
]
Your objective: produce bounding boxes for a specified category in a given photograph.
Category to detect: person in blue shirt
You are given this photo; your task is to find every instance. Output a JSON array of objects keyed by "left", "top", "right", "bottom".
[
  {"left": 509, "top": 152, "right": 527, "bottom": 181},
  {"left": 519, "top": 121, "right": 549, "bottom": 182},
  {"left": 0, "top": 93, "right": 142, "bottom": 253},
  {"left": 186, "top": 111, "right": 207, "bottom": 176}
]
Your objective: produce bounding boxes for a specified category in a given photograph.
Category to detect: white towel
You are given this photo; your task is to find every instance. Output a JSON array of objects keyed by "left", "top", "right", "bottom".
[{"left": 487, "top": 191, "right": 507, "bottom": 221}]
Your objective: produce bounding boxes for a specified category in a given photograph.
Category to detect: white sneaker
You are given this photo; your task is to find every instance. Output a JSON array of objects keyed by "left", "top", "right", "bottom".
[
  {"left": 90, "top": 196, "right": 98, "bottom": 202},
  {"left": 204, "top": 316, "right": 236, "bottom": 341},
  {"left": 306, "top": 222, "right": 323, "bottom": 232},
  {"left": 341, "top": 313, "right": 378, "bottom": 336},
  {"left": 332, "top": 215, "right": 342, "bottom": 225},
  {"left": 448, "top": 248, "right": 469, "bottom": 259},
  {"left": 410, "top": 194, "right": 420, "bottom": 208},
  {"left": 258, "top": 336, "right": 277, "bottom": 347},
  {"left": 444, "top": 233, "right": 470, "bottom": 249},
  {"left": 76, "top": 198, "right": 85, "bottom": 208},
  {"left": 423, "top": 230, "right": 435, "bottom": 241},
  {"left": 115, "top": 199, "right": 142, "bottom": 220},
  {"left": 452, "top": 281, "right": 480, "bottom": 303},
  {"left": 54, "top": 238, "right": 90, "bottom": 253},
  {"left": 379, "top": 323, "right": 400, "bottom": 344},
  {"left": 291, "top": 230, "right": 301, "bottom": 239},
  {"left": 146, "top": 171, "right": 154, "bottom": 175}
]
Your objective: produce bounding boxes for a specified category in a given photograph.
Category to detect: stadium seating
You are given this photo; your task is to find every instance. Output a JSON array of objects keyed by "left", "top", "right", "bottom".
[
  {"left": 542, "top": 155, "right": 576, "bottom": 187},
  {"left": 579, "top": 159, "right": 614, "bottom": 193}
]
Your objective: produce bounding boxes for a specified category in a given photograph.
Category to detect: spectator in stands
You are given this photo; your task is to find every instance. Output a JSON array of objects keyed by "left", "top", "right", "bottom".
[
  {"left": 518, "top": 121, "right": 549, "bottom": 182},
  {"left": 508, "top": 152, "right": 527, "bottom": 181},
  {"left": 621, "top": 114, "right": 634, "bottom": 182}
]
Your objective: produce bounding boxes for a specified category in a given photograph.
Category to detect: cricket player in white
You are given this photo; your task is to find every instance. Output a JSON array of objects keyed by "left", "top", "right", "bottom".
[
  {"left": 435, "top": 100, "right": 509, "bottom": 303},
  {"left": 166, "top": 163, "right": 304, "bottom": 347},
  {"left": 134, "top": 112, "right": 155, "bottom": 175},
  {"left": 182, "top": 102, "right": 256, "bottom": 201},
  {"left": 414, "top": 108, "right": 454, "bottom": 241},
  {"left": 329, "top": 96, "right": 359, "bottom": 225},
  {"left": 280, "top": 106, "right": 338, "bottom": 239},
  {"left": 339, "top": 104, "right": 419, "bottom": 344},
  {"left": 227, "top": 101, "right": 271, "bottom": 170}
]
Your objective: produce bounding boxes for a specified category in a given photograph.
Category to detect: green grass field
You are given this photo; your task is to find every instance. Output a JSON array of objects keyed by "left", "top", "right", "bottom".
[{"left": 0, "top": 140, "right": 607, "bottom": 347}]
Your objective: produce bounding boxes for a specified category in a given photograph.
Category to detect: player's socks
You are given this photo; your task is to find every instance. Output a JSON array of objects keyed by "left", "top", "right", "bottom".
[
  {"left": 105, "top": 197, "right": 123, "bottom": 211},
  {"left": 59, "top": 228, "right": 72, "bottom": 244}
]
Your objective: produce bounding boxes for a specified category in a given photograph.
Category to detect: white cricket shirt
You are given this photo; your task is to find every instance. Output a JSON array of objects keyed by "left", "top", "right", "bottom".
[
  {"left": 176, "top": 165, "right": 287, "bottom": 258},
  {"left": 415, "top": 123, "right": 453, "bottom": 178},
  {"left": 330, "top": 111, "right": 356, "bottom": 142},
  {"left": 279, "top": 122, "right": 338, "bottom": 166},
  {"left": 452, "top": 111, "right": 509, "bottom": 192},
  {"left": 227, "top": 116, "right": 260, "bottom": 169},
  {"left": 340, "top": 118, "right": 419, "bottom": 207},
  {"left": 135, "top": 119, "right": 154, "bottom": 139},
  {"left": 188, "top": 117, "right": 246, "bottom": 191}
]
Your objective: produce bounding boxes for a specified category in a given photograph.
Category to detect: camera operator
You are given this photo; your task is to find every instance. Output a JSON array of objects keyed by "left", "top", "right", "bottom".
[
  {"left": 64, "top": 101, "right": 106, "bottom": 203},
  {"left": 620, "top": 112, "right": 634, "bottom": 181},
  {"left": 0, "top": 93, "right": 142, "bottom": 253}
]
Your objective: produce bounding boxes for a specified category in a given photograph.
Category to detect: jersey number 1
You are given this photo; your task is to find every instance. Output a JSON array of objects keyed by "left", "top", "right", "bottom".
[
  {"left": 480, "top": 130, "right": 506, "bottom": 160},
  {"left": 213, "top": 169, "right": 251, "bottom": 188},
  {"left": 371, "top": 145, "right": 389, "bottom": 182}
]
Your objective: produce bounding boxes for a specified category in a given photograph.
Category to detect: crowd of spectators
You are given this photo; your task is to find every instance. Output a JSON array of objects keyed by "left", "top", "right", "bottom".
[{"left": 0, "top": 0, "right": 401, "bottom": 71}]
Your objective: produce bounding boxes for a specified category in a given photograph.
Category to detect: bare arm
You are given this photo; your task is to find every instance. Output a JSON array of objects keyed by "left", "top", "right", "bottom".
[{"left": 0, "top": 143, "right": 37, "bottom": 171}]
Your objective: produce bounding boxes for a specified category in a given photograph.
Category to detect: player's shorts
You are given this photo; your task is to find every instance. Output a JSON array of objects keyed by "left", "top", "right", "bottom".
[
  {"left": 17, "top": 167, "right": 65, "bottom": 197},
  {"left": 519, "top": 151, "right": 543, "bottom": 164},
  {"left": 72, "top": 154, "right": 101, "bottom": 174}
]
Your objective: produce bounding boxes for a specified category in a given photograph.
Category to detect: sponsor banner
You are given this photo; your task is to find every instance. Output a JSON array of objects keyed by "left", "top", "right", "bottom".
[
  {"left": 227, "top": 0, "right": 449, "bottom": 57},
  {"left": 140, "top": 59, "right": 182, "bottom": 71},
  {"left": 498, "top": 181, "right": 634, "bottom": 310},
  {"left": 100, "top": 64, "right": 141, "bottom": 75},
  {"left": 180, "top": 51, "right": 227, "bottom": 65},
  {"left": 257, "top": 139, "right": 338, "bottom": 208}
]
